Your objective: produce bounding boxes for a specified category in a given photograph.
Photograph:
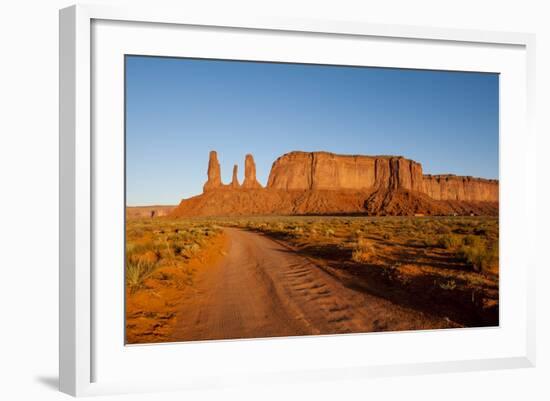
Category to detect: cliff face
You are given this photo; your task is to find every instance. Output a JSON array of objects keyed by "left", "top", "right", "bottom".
[
  {"left": 268, "top": 152, "right": 378, "bottom": 190},
  {"left": 267, "top": 151, "right": 497, "bottom": 202},
  {"left": 171, "top": 150, "right": 499, "bottom": 218},
  {"left": 422, "top": 175, "right": 498, "bottom": 202}
]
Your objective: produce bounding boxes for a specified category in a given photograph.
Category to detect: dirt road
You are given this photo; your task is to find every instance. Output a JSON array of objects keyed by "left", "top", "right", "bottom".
[{"left": 170, "top": 228, "right": 454, "bottom": 342}]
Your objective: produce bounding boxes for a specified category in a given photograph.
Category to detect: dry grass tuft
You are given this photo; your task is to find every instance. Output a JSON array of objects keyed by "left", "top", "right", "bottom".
[
  {"left": 351, "top": 238, "right": 376, "bottom": 263},
  {"left": 126, "top": 253, "right": 157, "bottom": 293},
  {"left": 125, "top": 219, "right": 223, "bottom": 294}
]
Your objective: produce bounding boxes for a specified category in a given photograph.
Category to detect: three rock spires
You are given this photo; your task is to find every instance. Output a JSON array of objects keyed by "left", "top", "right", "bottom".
[{"left": 203, "top": 150, "right": 262, "bottom": 192}]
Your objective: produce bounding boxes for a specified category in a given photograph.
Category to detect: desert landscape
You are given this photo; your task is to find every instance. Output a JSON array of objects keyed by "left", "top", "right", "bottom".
[
  {"left": 125, "top": 150, "right": 499, "bottom": 344},
  {"left": 125, "top": 56, "right": 499, "bottom": 344}
]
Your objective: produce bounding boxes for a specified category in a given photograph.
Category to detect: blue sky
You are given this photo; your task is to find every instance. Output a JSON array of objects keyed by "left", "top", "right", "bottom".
[{"left": 126, "top": 56, "right": 499, "bottom": 206}]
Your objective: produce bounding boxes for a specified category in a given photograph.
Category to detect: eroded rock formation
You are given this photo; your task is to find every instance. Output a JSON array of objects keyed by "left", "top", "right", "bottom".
[
  {"left": 172, "top": 150, "right": 499, "bottom": 217},
  {"left": 242, "top": 154, "right": 262, "bottom": 189},
  {"left": 203, "top": 151, "right": 222, "bottom": 192},
  {"left": 231, "top": 164, "right": 240, "bottom": 188}
]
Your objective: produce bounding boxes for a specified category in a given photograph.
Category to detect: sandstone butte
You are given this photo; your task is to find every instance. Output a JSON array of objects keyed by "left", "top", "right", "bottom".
[{"left": 171, "top": 150, "right": 499, "bottom": 218}]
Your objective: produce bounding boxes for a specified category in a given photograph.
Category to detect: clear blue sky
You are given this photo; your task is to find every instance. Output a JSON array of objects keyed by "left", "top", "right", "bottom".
[{"left": 126, "top": 56, "right": 498, "bottom": 206}]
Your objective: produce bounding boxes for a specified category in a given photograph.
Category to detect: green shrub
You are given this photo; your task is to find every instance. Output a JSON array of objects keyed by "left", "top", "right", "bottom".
[
  {"left": 439, "top": 279, "right": 457, "bottom": 290},
  {"left": 172, "top": 241, "right": 184, "bottom": 255},
  {"left": 420, "top": 237, "right": 437, "bottom": 247},
  {"left": 463, "top": 235, "right": 481, "bottom": 246},
  {"left": 458, "top": 240, "right": 498, "bottom": 272},
  {"left": 474, "top": 227, "right": 488, "bottom": 236},
  {"left": 437, "top": 234, "right": 462, "bottom": 249}
]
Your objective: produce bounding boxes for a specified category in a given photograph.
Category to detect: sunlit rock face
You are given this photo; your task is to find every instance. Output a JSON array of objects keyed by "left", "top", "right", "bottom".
[
  {"left": 242, "top": 154, "right": 262, "bottom": 189},
  {"left": 267, "top": 151, "right": 497, "bottom": 202},
  {"left": 203, "top": 151, "right": 222, "bottom": 192},
  {"left": 230, "top": 164, "right": 240, "bottom": 188},
  {"left": 176, "top": 150, "right": 498, "bottom": 218},
  {"left": 421, "top": 174, "right": 499, "bottom": 202}
]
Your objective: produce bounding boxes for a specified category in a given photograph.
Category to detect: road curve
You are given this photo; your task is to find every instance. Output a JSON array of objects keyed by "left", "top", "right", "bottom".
[{"left": 169, "top": 228, "right": 453, "bottom": 342}]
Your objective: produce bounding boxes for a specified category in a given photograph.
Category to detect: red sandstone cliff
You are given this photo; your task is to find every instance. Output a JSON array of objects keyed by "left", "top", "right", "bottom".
[
  {"left": 421, "top": 174, "right": 498, "bottom": 202},
  {"left": 267, "top": 151, "right": 498, "bottom": 202},
  {"left": 171, "top": 151, "right": 498, "bottom": 218}
]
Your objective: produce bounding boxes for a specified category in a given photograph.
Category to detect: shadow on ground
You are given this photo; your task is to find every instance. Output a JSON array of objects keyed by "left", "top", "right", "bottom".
[
  {"left": 274, "top": 239, "right": 498, "bottom": 328},
  {"left": 35, "top": 376, "right": 58, "bottom": 391}
]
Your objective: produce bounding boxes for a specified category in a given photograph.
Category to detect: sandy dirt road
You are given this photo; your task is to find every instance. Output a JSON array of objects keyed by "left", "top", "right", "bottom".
[{"left": 170, "top": 228, "right": 454, "bottom": 342}]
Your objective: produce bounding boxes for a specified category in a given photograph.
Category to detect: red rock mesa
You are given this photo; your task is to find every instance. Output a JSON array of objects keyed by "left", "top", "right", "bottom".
[{"left": 172, "top": 151, "right": 498, "bottom": 217}]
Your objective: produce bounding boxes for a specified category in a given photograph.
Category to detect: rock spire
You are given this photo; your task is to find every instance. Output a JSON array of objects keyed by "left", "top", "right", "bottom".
[
  {"left": 242, "top": 154, "right": 262, "bottom": 189},
  {"left": 231, "top": 164, "right": 240, "bottom": 188},
  {"left": 203, "top": 151, "right": 222, "bottom": 192}
]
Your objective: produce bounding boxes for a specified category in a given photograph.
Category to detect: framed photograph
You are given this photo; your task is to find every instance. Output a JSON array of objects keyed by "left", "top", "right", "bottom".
[{"left": 59, "top": 4, "right": 536, "bottom": 397}]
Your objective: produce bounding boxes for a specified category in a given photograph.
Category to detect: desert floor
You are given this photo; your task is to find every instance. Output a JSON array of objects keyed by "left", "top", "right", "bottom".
[{"left": 125, "top": 216, "right": 498, "bottom": 344}]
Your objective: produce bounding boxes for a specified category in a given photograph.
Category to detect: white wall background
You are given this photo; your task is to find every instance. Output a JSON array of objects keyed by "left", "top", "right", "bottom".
[{"left": 0, "top": 0, "right": 547, "bottom": 400}]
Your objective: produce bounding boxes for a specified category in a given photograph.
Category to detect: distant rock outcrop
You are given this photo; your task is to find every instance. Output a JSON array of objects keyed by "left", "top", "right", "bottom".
[
  {"left": 422, "top": 174, "right": 498, "bottom": 202},
  {"left": 127, "top": 205, "right": 176, "bottom": 219},
  {"left": 171, "top": 150, "right": 499, "bottom": 218}
]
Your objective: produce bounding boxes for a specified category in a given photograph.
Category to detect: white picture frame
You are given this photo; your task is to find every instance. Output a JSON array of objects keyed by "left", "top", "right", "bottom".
[{"left": 59, "top": 4, "right": 536, "bottom": 397}]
